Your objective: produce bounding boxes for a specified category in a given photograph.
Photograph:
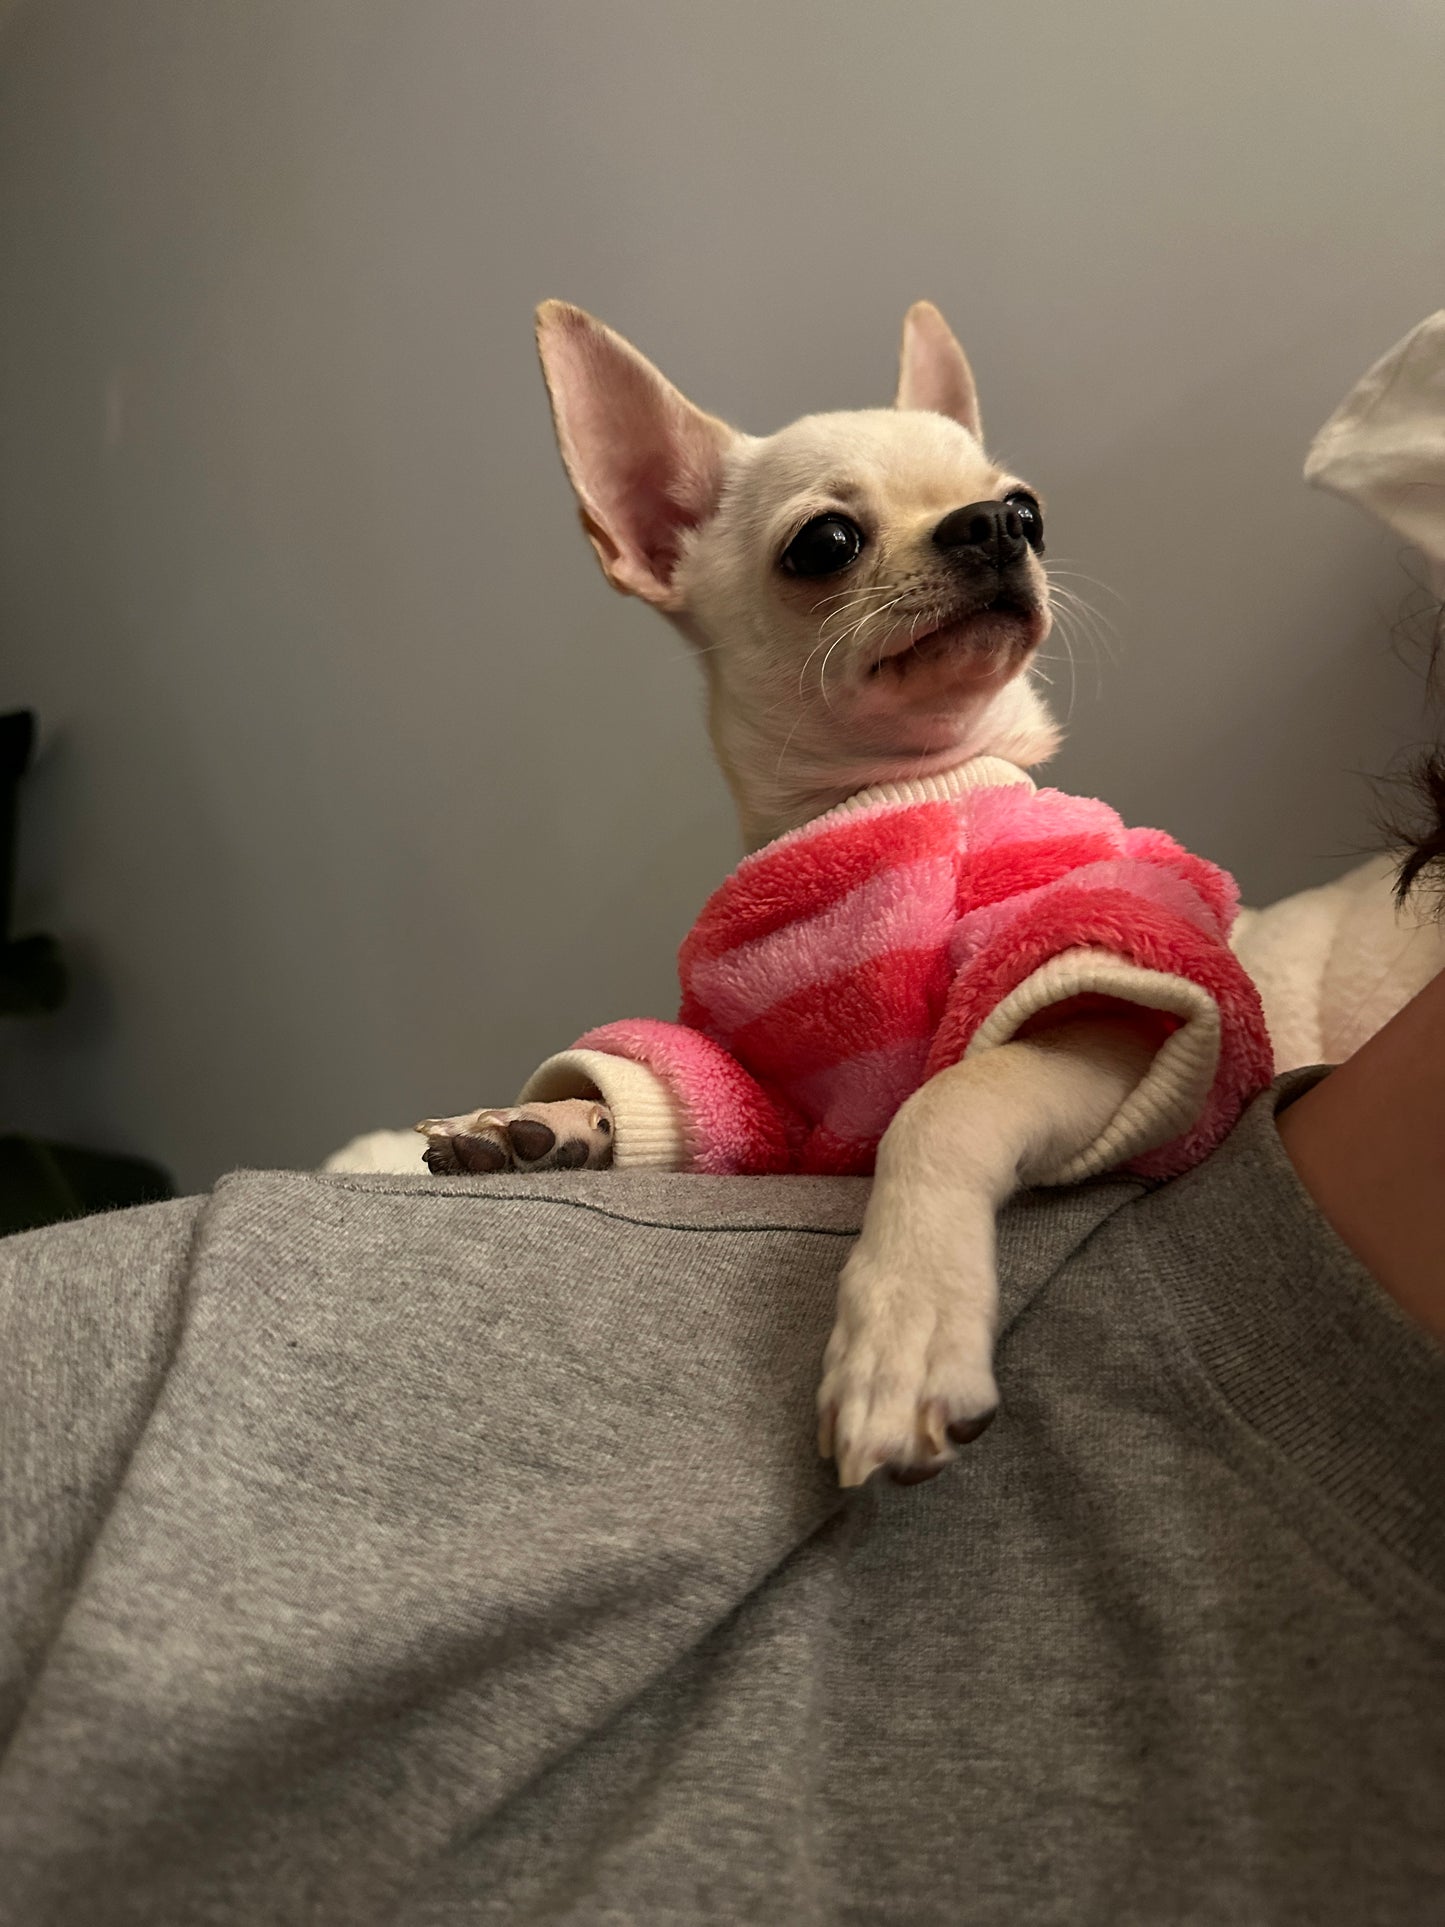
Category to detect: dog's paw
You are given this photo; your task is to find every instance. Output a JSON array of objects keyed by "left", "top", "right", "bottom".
[
  {"left": 816, "top": 1245, "right": 999, "bottom": 1490},
  {"left": 415, "top": 1099, "right": 614, "bottom": 1175}
]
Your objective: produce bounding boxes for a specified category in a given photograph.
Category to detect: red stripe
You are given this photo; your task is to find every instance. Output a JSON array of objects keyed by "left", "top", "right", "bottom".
[
  {"left": 721, "top": 945, "right": 953, "bottom": 1084},
  {"left": 957, "top": 831, "right": 1123, "bottom": 910},
  {"left": 798, "top": 1125, "right": 877, "bottom": 1177}
]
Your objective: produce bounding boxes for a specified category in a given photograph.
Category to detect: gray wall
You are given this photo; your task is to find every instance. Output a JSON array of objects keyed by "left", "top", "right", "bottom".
[{"left": 1, "top": 0, "right": 1442, "bottom": 1191}]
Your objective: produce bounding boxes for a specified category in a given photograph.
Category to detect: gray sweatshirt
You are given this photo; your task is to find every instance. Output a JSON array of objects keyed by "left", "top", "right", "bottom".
[{"left": 0, "top": 1074, "right": 1441, "bottom": 1925}]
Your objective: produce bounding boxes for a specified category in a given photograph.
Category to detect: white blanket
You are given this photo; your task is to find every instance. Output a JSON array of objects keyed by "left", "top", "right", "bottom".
[{"left": 1232, "top": 857, "right": 1443, "bottom": 1073}]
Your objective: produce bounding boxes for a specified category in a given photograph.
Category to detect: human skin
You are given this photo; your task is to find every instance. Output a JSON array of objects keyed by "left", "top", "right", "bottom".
[{"left": 1276, "top": 963, "right": 1445, "bottom": 1346}]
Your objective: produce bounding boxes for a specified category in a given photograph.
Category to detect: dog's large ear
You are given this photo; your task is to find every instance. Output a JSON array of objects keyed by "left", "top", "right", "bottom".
[
  {"left": 894, "top": 301, "right": 982, "bottom": 440},
  {"left": 535, "top": 302, "right": 738, "bottom": 609}
]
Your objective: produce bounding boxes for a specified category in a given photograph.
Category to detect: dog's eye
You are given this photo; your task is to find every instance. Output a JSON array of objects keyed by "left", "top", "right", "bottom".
[
  {"left": 780, "top": 514, "right": 864, "bottom": 577},
  {"left": 1004, "top": 491, "right": 1045, "bottom": 553}
]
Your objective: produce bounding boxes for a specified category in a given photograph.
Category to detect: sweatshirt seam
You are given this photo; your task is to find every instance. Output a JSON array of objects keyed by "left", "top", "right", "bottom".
[{"left": 309, "top": 1177, "right": 864, "bottom": 1239}]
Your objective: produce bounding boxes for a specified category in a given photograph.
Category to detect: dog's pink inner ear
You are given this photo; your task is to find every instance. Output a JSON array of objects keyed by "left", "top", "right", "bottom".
[
  {"left": 895, "top": 301, "right": 983, "bottom": 440},
  {"left": 539, "top": 307, "right": 735, "bottom": 607}
]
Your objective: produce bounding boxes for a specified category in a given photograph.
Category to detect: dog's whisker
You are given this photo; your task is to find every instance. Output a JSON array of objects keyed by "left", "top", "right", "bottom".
[
  {"left": 786, "top": 588, "right": 917, "bottom": 713},
  {"left": 829, "top": 597, "right": 905, "bottom": 653},
  {"left": 1047, "top": 590, "right": 1103, "bottom": 638},
  {"left": 1049, "top": 597, "right": 1112, "bottom": 712},
  {"left": 798, "top": 605, "right": 875, "bottom": 695},
  {"left": 772, "top": 708, "right": 811, "bottom": 784},
  {"left": 1041, "top": 602, "right": 1089, "bottom": 724},
  {"left": 1044, "top": 561, "right": 1126, "bottom": 603},
  {"left": 1056, "top": 617, "right": 1080, "bottom": 724},
  {"left": 817, "top": 635, "right": 847, "bottom": 711},
  {"left": 795, "top": 636, "right": 831, "bottom": 701},
  {"left": 871, "top": 600, "right": 946, "bottom": 672},
  {"left": 1046, "top": 586, "right": 1123, "bottom": 669},
  {"left": 809, "top": 581, "right": 901, "bottom": 615},
  {"left": 827, "top": 592, "right": 911, "bottom": 677},
  {"left": 812, "top": 582, "right": 902, "bottom": 617},
  {"left": 1048, "top": 608, "right": 1078, "bottom": 724},
  {"left": 817, "top": 586, "right": 908, "bottom": 637},
  {"left": 809, "top": 578, "right": 901, "bottom": 606},
  {"left": 1046, "top": 583, "right": 1118, "bottom": 676},
  {"left": 1059, "top": 609, "right": 1112, "bottom": 704},
  {"left": 1046, "top": 567, "right": 1114, "bottom": 595}
]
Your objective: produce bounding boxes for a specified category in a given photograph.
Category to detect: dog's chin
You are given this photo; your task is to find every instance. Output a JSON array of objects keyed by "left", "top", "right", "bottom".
[{"left": 860, "top": 598, "right": 1047, "bottom": 709}]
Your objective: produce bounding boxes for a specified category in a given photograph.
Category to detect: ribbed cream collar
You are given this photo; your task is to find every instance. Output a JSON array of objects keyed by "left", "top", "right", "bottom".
[
  {"left": 825, "top": 754, "right": 1035, "bottom": 824},
  {"left": 743, "top": 756, "right": 1037, "bottom": 865}
]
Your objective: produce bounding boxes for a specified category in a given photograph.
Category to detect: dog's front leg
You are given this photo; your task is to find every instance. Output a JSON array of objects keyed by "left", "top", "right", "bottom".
[{"left": 818, "top": 1016, "right": 1156, "bottom": 1488}]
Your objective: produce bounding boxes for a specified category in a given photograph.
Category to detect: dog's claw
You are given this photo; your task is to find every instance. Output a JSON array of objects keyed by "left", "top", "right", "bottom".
[
  {"left": 890, "top": 1460, "right": 950, "bottom": 1487},
  {"left": 818, "top": 1245, "right": 1000, "bottom": 1490},
  {"left": 946, "top": 1411, "right": 996, "bottom": 1446}
]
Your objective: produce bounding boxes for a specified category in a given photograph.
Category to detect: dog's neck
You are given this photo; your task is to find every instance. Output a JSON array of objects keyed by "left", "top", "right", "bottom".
[{"left": 705, "top": 671, "right": 1061, "bottom": 852}]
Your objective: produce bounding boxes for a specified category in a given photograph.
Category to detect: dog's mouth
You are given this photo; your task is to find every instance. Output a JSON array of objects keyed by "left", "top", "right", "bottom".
[{"left": 866, "top": 591, "right": 1044, "bottom": 680}]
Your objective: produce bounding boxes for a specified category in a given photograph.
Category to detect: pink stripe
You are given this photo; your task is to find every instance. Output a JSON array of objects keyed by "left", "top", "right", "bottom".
[
  {"left": 963, "top": 784, "right": 1125, "bottom": 845},
  {"left": 950, "top": 857, "right": 1222, "bottom": 971},
  {"left": 685, "top": 849, "right": 958, "bottom": 1037},
  {"left": 1122, "top": 827, "right": 1238, "bottom": 934},
  {"left": 572, "top": 1018, "right": 796, "bottom": 1174},
  {"left": 682, "top": 801, "right": 960, "bottom": 964}
]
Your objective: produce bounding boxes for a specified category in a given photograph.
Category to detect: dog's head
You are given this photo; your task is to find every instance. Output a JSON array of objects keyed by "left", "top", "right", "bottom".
[{"left": 536, "top": 300, "right": 1059, "bottom": 845}]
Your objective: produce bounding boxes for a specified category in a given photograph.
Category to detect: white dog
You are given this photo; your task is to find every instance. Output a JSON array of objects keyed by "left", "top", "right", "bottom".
[{"left": 413, "top": 303, "right": 1218, "bottom": 1488}]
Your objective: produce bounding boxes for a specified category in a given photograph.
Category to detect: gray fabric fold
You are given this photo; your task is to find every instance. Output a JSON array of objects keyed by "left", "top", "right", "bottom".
[{"left": 0, "top": 1083, "right": 1440, "bottom": 1925}]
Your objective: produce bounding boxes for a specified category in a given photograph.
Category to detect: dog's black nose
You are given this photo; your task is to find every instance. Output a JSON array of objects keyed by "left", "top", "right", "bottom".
[{"left": 932, "top": 500, "right": 1027, "bottom": 566}]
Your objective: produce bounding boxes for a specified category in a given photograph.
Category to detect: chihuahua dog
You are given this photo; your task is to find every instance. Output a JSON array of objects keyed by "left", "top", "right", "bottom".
[{"left": 419, "top": 302, "right": 1156, "bottom": 1488}]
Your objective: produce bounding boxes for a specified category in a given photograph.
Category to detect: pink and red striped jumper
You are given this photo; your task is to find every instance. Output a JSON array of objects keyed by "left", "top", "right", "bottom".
[{"left": 521, "top": 759, "right": 1273, "bottom": 1184}]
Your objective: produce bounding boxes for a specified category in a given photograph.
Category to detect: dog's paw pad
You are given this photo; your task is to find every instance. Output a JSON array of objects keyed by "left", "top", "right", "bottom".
[
  {"left": 415, "top": 1100, "right": 615, "bottom": 1176},
  {"left": 453, "top": 1132, "right": 510, "bottom": 1174},
  {"left": 505, "top": 1118, "right": 556, "bottom": 1162},
  {"left": 421, "top": 1130, "right": 508, "bottom": 1176}
]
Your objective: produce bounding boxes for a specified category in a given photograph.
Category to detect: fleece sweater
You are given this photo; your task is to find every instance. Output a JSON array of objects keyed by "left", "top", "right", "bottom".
[{"left": 521, "top": 757, "right": 1273, "bottom": 1183}]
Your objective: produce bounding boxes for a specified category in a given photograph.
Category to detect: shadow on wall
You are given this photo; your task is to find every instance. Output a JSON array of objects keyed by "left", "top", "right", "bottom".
[{"left": 0, "top": 712, "right": 173, "bottom": 1230}]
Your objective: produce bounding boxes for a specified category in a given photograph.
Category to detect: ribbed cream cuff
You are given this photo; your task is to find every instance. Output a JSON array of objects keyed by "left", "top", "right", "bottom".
[
  {"left": 963, "top": 945, "right": 1222, "bottom": 1184},
  {"left": 517, "top": 1050, "right": 692, "bottom": 1171}
]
